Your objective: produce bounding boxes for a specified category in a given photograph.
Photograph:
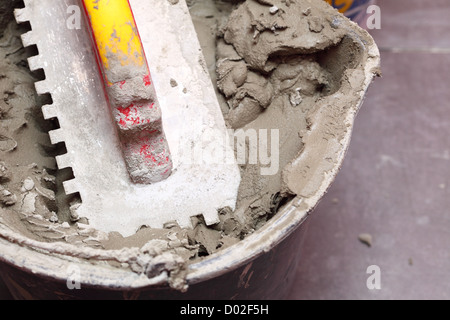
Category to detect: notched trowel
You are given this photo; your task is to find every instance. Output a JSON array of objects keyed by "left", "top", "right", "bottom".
[{"left": 14, "top": 0, "right": 241, "bottom": 236}]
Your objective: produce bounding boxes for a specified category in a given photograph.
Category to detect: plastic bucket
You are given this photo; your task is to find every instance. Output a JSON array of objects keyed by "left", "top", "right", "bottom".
[{"left": 0, "top": 3, "right": 381, "bottom": 300}]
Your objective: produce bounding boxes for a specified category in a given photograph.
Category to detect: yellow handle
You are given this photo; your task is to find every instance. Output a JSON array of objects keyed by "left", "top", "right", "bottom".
[
  {"left": 82, "top": 0, "right": 146, "bottom": 83},
  {"left": 82, "top": 0, "right": 173, "bottom": 184}
]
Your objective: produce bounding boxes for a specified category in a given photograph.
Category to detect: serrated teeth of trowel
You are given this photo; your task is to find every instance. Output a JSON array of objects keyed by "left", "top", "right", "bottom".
[
  {"left": 203, "top": 209, "right": 221, "bottom": 226},
  {"left": 48, "top": 129, "right": 65, "bottom": 145},
  {"left": 42, "top": 105, "right": 57, "bottom": 120},
  {"left": 176, "top": 217, "right": 193, "bottom": 230},
  {"left": 63, "top": 179, "right": 79, "bottom": 196},
  {"left": 55, "top": 154, "right": 72, "bottom": 170},
  {"left": 27, "top": 55, "right": 45, "bottom": 72},
  {"left": 20, "top": 31, "right": 35, "bottom": 48},
  {"left": 14, "top": 4, "right": 82, "bottom": 201},
  {"left": 14, "top": 7, "right": 30, "bottom": 24},
  {"left": 34, "top": 80, "right": 50, "bottom": 95}
]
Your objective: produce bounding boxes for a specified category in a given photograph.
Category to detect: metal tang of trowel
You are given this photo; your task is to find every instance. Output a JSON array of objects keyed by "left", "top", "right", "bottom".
[{"left": 14, "top": 0, "right": 241, "bottom": 236}]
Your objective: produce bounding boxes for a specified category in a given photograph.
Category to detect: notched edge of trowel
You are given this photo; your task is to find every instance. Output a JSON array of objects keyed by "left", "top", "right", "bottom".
[{"left": 14, "top": 3, "right": 82, "bottom": 218}]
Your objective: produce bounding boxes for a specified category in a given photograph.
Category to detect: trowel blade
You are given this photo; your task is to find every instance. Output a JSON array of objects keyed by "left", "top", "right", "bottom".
[{"left": 14, "top": 0, "right": 241, "bottom": 236}]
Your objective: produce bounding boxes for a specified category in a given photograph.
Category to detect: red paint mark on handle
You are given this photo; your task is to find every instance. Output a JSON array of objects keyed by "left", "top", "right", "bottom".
[
  {"left": 118, "top": 103, "right": 134, "bottom": 117},
  {"left": 138, "top": 136, "right": 171, "bottom": 167},
  {"left": 143, "top": 75, "right": 152, "bottom": 86}
]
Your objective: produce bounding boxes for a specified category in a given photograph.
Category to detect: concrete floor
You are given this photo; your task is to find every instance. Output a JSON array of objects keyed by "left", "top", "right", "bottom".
[{"left": 1, "top": 0, "right": 449, "bottom": 300}]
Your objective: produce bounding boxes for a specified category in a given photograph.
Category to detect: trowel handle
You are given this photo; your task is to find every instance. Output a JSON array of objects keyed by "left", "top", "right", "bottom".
[
  {"left": 82, "top": 0, "right": 173, "bottom": 184},
  {"left": 82, "top": 0, "right": 147, "bottom": 83}
]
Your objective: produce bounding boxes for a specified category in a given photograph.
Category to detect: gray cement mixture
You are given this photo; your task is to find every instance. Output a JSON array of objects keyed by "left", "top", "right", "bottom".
[{"left": 0, "top": 0, "right": 379, "bottom": 290}]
